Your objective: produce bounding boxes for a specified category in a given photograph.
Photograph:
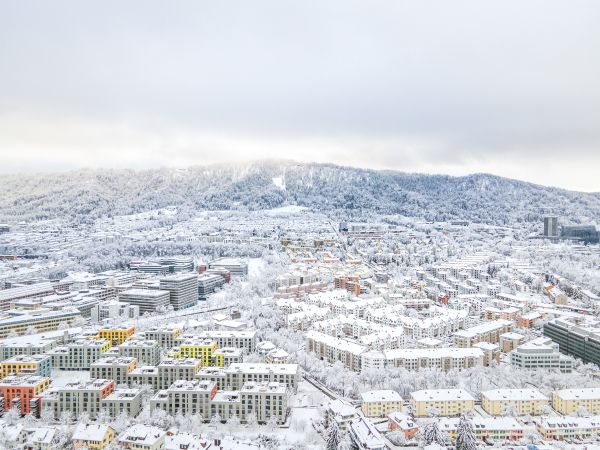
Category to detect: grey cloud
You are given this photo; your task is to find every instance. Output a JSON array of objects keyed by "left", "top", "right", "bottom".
[{"left": 0, "top": 1, "right": 599, "bottom": 189}]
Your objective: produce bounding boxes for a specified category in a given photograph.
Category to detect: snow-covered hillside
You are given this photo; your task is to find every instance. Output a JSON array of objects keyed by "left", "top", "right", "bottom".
[{"left": 1, "top": 160, "right": 599, "bottom": 225}]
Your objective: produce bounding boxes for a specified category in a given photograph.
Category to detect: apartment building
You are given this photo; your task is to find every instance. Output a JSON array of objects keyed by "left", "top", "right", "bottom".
[
  {"left": 535, "top": 416, "right": 600, "bottom": 441},
  {"left": 0, "top": 375, "right": 51, "bottom": 415},
  {"left": 553, "top": 388, "right": 600, "bottom": 415},
  {"left": 411, "top": 389, "right": 475, "bottom": 417},
  {"left": 159, "top": 274, "right": 198, "bottom": 310},
  {"left": 360, "top": 390, "right": 403, "bottom": 417},
  {"left": 454, "top": 319, "right": 514, "bottom": 347},
  {"left": 0, "top": 335, "right": 57, "bottom": 361},
  {"left": 41, "top": 379, "right": 116, "bottom": 419},
  {"left": 211, "top": 347, "right": 243, "bottom": 367},
  {"left": 239, "top": 381, "right": 288, "bottom": 424},
  {"left": 510, "top": 336, "right": 574, "bottom": 372},
  {"left": 306, "top": 330, "right": 364, "bottom": 372},
  {"left": 100, "top": 388, "right": 143, "bottom": 417},
  {"left": 361, "top": 347, "right": 485, "bottom": 372},
  {"left": 150, "top": 379, "right": 217, "bottom": 417},
  {"left": 157, "top": 358, "right": 202, "bottom": 390},
  {"left": 47, "top": 339, "right": 111, "bottom": 370},
  {"left": 98, "top": 326, "right": 136, "bottom": 345},
  {"left": 171, "top": 338, "right": 220, "bottom": 366},
  {"left": 223, "top": 363, "right": 299, "bottom": 392},
  {"left": 0, "top": 354, "right": 52, "bottom": 378},
  {"left": 438, "top": 417, "right": 524, "bottom": 442},
  {"left": 481, "top": 389, "right": 549, "bottom": 416},
  {"left": 118, "top": 289, "right": 171, "bottom": 314},
  {"left": 190, "top": 330, "right": 257, "bottom": 353},
  {"left": 90, "top": 357, "right": 137, "bottom": 385},
  {"left": 119, "top": 339, "right": 162, "bottom": 366},
  {"left": 127, "top": 366, "right": 159, "bottom": 391},
  {"left": 144, "top": 326, "right": 181, "bottom": 349}
]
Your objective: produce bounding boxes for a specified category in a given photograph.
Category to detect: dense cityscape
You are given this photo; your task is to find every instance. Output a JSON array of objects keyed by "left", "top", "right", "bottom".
[{"left": 0, "top": 204, "right": 598, "bottom": 449}]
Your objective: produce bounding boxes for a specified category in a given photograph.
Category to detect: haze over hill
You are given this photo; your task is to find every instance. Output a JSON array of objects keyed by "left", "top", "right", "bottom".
[{"left": 1, "top": 160, "right": 599, "bottom": 226}]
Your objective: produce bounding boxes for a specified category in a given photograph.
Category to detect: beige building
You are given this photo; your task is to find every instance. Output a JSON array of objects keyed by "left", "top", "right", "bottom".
[
  {"left": 361, "top": 390, "right": 403, "bottom": 417},
  {"left": 454, "top": 320, "right": 514, "bottom": 347},
  {"left": 481, "top": 389, "right": 549, "bottom": 416},
  {"left": 411, "top": 389, "right": 475, "bottom": 417},
  {"left": 553, "top": 388, "right": 600, "bottom": 415},
  {"left": 119, "top": 425, "right": 166, "bottom": 450}
]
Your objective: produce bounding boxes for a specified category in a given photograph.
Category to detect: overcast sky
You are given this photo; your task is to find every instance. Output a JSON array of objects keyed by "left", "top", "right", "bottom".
[{"left": 1, "top": 1, "right": 599, "bottom": 191}]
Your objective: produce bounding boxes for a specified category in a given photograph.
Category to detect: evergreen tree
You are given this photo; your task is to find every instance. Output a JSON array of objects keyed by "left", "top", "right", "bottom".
[
  {"left": 423, "top": 420, "right": 450, "bottom": 446},
  {"left": 456, "top": 414, "right": 479, "bottom": 450},
  {"left": 326, "top": 421, "right": 341, "bottom": 450}
]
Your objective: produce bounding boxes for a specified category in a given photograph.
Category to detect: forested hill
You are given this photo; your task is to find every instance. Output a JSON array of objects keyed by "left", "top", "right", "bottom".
[{"left": 1, "top": 160, "right": 599, "bottom": 226}]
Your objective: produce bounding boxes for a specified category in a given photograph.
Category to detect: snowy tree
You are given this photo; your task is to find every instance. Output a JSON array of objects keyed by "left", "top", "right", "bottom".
[
  {"left": 575, "top": 406, "right": 590, "bottom": 417},
  {"left": 246, "top": 412, "right": 258, "bottom": 427},
  {"left": 326, "top": 420, "right": 341, "bottom": 450},
  {"left": 4, "top": 407, "right": 21, "bottom": 425},
  {"left": 267, "top": 415, "right": 279, "bottom": 432},
  {"left": 338, "top": 434, "right": 353, "bottom": 450},
  {"left": 59, "top": 410, "right": 73, "bottom": 426},
  {"left": 210, "top": 413, "right": 221, "bottom": 426},
  {"left": 456, "top": 414, "right": 479, "bottom": 450},
  {"left": 423, "top": 420, "right": 450, "bottom": 446}
]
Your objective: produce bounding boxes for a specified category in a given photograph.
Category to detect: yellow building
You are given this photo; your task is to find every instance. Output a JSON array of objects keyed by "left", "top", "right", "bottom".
[
  {"left": 552, "top": 388, "right": 600, "bottom": 415},
  {"left": 171, "top": 339, "right": 222, "bottom": 367},
  {"left": 481, "top": 389, "right": 549, "bottom": 416},
  {"left": 361, "top": 390, "right": 403, "bottom": 417},
  {"left": 98, "top": 326, "right": 136, "bottom": 345},
  {"left": 72, "top": 423, "right": 115, "bottom": 450},
  {"left": 411, "top": 389, "right": 475, "bottom": 417},
  {"left": 0, "top": 354, "right": 52, "bottom": 378}
]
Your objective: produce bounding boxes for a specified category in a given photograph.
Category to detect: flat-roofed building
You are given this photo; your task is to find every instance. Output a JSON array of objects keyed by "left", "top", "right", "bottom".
[
  {"left": 510, "top": 336, "right": 574, "bottom": 372},
  {"left": 190, "top": 330, "right": 257, "bottom": 353},
  {"left": 150, "top": 379, "right": 217, "bottom": 417},
  {"left": 98, "top": 326, "right": 135, "bottom": 345},
  {"left": 159, "top": 274, "right": 198, "bottom": 310},
  {"left": 144, "top": 326, "right": 180, "bottom": 349},
  {"left": 0, "top": 375, "right": 51, "bottom": 416},
  {"left": 119, "top": 339, "right": 161, "bottom": 366},
  {"left": 157, "top": 358, "right": 202, "bottom": 390},
  {"left": 0, "top": 282, "right": 54, "bottom": 311},
  {"left": 240, "top": 381, "right": 288, "bottom": 424},
  {"left": 454, "top": 320, "right": 514, "bottom": 347},
  {"left": 0, "top": 308, "right": 81, "bottom": 338},
  {"left": 118, "top": 289, "right": 170, "bottom": 314},
  {"left": 91, "top": 357, "right": 137, "bottom": 385},
  {"left": 0, "top": 354, "right": 52, "bottom": 378},
  {"left": 208, "top": 258, "right": 248, "bottom": 277},
  {"left": 127, "top": 366, "right": 159, "bottom": 391},
  {"left": 101, "top": 388, "right": 143, "bottom": 417},
  {"left": 47, "top": 339, "right": 111, "bottom": 370},
  {"left": 222, "top": 363, "right": 299, "bottom": 392},
  {"left": 40, "top": 378, "right": 115, "bottom": 419}
]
